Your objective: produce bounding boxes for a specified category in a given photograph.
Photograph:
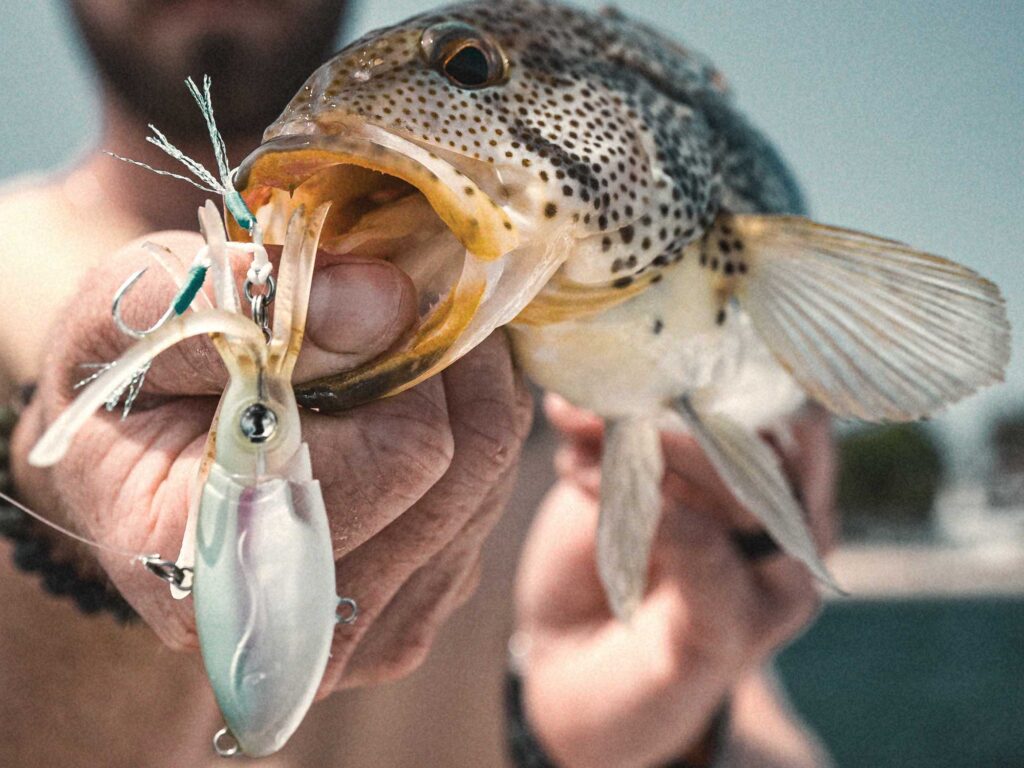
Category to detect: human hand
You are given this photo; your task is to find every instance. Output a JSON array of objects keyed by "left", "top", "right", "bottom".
[
  {"left": 11, "top": 231, "right": 532, "bottom": 694},
  {"left": 514, "top": 396, "right": 835, "bottom": 768}
]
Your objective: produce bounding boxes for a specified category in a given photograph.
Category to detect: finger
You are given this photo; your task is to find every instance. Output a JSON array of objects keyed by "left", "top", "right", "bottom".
[
  {"left": 516, "top": 481, "right": 609, "bottom": 630},
  {"left": 553, "top": 443, "right": 601, "bottom": 496},
  {"left": 522, "top": 552, "right": 741, "bottom": 768},
  {"left": 340, "top": 457, "right": 519, "bottom": 688},
  {"left": 773, "top": 406, "right": 837, "bottom": 553},
  {"left": 647, "top": 499, "right": 757, "bottom": 661},
  {"left": 543, "top": 394, "right": 603, "bottom": 454},
  {"left": 34, "top": 393, "right": 220, "bottom": 650},
  {"left": 655, "top": 438, "right": 823, "bottom": 656},
  {"left": 52, "top": 233, "right": 416, "bottom": 401},
  {"left": 318, "top": 332, "right": 532, "bottom": 690},
  {"left": 546, "top": 390, "right": 767, "bottom": 529},
  {"left": 553, "top": 437, "right": 733, "bottom": 529},
  {"left": 308, "top": 331, "right": 528, "bottom": 560},
  {"left": 750, "top": 555, "right": 821, "bottom": 654},
  {"left": 304, "top": 376, "right": 453, "bottom": 559}
]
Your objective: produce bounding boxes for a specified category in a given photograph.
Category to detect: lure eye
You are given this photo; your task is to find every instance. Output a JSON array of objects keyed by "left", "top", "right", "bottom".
[
  {"left": 240, "top": 402, "right": 278, "bottom": 444},
  {"left": 421, "top": 22, "right": 508, "bottom": 89}
]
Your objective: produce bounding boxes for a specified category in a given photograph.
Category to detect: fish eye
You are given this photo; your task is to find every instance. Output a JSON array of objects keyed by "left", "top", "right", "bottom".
[{"left": 421, "top": 22, "right": 508, "bottom": 89}]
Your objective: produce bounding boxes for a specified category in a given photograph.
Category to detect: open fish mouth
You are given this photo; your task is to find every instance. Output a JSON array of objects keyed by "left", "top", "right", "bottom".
[{"left": 233, "top": 120, "right": 523, "bottom": 411}]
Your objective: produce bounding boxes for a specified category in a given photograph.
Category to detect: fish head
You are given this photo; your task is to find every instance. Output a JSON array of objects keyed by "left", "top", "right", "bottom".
[{"left": 234, "top": 0, "right": 721, "bottom": 409}]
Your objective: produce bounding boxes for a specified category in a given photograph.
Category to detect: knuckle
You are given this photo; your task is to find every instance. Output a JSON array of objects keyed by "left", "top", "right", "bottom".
[
  {"left": 158, "top": 622, "right": 201, "bottom": 653},
  {"left": 451, "top": 386, "right": 533, "bottom": 484},
  {"left": 371, "top": 625, "right": 438, "bottom": 683},
  {"left": 145, "top": 604, "right": 200, "bottom": 652},
  {"left": 457, "top": 405, "right": 522, "bottom": 473},
  {"left": 765, "top": 565, "right": 822, "bottom": 641},
  {"left": 363, "top": 395, "right": 455, "bottom": 495},
  {"left": 783, "top": 577, "right": 822, "bottom": 629},
  {"left": 659, "top": 619, "right": 748, "bottom": 684},
  {"left": 150, "top": 335, "right": 227, "bottom": 394}
]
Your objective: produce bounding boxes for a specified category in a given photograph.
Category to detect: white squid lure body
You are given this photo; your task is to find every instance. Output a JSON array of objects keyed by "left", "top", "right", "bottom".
[{"left": 28, "top": 201, "right": 340, "bottom": 758}]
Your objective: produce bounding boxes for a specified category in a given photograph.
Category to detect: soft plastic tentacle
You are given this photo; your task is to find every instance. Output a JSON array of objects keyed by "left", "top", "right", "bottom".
[
  {"left": 269, "top": 204, "right": 330, "bottom": 378},
  {"left": 30, "top": 309, "right": 265, "bottom": 467},
  {"left": 198, "top": 200, "right": 241, "bottom": 315}
]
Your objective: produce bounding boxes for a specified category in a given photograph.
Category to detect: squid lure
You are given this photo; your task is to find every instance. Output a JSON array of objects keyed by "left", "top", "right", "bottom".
[{"left": 24, "top": 78, "right": 351, "bottom": 758}]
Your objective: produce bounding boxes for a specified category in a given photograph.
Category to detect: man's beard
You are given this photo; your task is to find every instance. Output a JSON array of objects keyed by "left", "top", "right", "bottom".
[{"left": 69, "top": 3, "right": 347, "bottom": 141}]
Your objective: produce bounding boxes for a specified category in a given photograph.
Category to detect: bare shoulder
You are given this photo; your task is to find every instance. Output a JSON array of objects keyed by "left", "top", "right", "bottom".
[
  {"left": 0, "top": 174, "right": 62, "bottom": 231},
  {"left": 0, "top": 173, "right": 113, "bottom": 383}
]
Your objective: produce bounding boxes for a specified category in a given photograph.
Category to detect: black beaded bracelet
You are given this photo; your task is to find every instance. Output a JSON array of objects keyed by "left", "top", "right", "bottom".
[
  {"left": 0, "top": 403, "right": 137, "bottom": 623},
  {"left": 505, "top": 670, "right": 728, "bottom": 768}
]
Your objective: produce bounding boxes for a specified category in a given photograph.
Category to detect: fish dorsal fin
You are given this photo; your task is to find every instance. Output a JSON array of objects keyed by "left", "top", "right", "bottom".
[
  {"left": 673, "top": 397, "right": 839, "bottom": 591},
  {"left": 597, "top": 416, "right": 664, "bottom": 621},
  {"left": 718, "top": 214, "right": 1010, "bottom": 421}
]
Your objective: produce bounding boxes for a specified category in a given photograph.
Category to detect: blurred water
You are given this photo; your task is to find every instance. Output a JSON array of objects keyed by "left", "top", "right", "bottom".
[
  {"left": 778, "top": 598, "right": 1024, "bottom": 768},
  {"left": 2, "top": 1, "right": 1020, "bottom": 463}
]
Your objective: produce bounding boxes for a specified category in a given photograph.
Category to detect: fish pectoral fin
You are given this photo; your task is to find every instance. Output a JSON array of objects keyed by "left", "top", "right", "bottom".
[
  {"left": 597, "top": 416, "right": 664, "bottom": 622},
  {"left": 294, "top": 257, "right": 486, "bottom": 411},
  {"left": 673, "top": 396, "right": 840, "bottom": 591},
  {"left": 721, "top": 213, "right": 1010, "bottom": 421}
]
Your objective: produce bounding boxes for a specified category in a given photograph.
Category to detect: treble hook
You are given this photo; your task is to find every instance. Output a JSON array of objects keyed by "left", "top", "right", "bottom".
[
  {"left": 112, "top": 267, "right": 176, "bottom": 339},
  {"left": 112, "top": 260, "right": 211, "bottom": 340}
]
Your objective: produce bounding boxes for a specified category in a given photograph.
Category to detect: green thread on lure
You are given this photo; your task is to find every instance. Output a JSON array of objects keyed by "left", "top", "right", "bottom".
[
  {"left": 105, "top": 74, "right": 260, "bottom": 238},
  {"left": 172, "top": 265, "right": 211, "bottom": 316},
  {"left": 183, "top": 75, "right": 259, "bottom": 237},
  {"left": 100, "top": 75, "right": 268, "bottom": 419}
]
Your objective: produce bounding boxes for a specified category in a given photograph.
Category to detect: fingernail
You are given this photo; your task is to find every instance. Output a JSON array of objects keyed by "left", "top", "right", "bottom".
[{"left": 307, "top": 261, "right": 415, "bottom": 355}]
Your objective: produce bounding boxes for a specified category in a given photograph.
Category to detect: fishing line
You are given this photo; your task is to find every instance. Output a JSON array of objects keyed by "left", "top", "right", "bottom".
[{"left": 0, "top": 490, "right": 166, "bottom": 565}]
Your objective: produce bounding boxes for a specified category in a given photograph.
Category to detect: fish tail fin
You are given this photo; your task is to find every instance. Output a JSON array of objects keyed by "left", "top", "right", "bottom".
[
  {"left": 597, "top": 416, "right": 665, "bottom": 621},
  {"left": 673, "top": 397, "right": 841, "bottom": 591},
  {"left": 716, "top": 213, "right": 1010, "bottom": 421}
]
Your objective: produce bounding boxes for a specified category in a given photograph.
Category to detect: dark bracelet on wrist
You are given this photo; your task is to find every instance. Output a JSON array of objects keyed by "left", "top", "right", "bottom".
[
  {"left": 506, "top": 670, "right": 557, "bottom": 767},
  {"left": 505, "top": 670, "right": 729, "bottom": 768},
  {"left": 0, "top": 400, "right": 138, "bottom": 623}
]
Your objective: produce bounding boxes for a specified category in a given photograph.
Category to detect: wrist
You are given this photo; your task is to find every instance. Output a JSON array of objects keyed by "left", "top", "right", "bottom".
[{"left": 506, "top": 664, "right": 730, "bottom": 768}]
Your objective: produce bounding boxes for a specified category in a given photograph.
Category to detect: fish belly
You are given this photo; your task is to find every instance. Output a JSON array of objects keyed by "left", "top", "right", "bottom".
[{"left": 509, "top": 256, "right": 804, "bottom": 427}]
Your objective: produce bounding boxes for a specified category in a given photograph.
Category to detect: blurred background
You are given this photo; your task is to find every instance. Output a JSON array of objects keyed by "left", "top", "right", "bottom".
[{"left": 2, "top": 1, "right": 1022, "bottom": 766}]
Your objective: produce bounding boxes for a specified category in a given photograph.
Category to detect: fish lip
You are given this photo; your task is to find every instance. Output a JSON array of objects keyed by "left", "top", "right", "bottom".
[{"left": 233, "top": 119, "right": 519, "bottom": 262}]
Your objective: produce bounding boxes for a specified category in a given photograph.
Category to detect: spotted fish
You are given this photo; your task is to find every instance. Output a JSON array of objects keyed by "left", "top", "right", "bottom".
[{"left": 233, "top": 0, "right": 1010, "bottom": 618}]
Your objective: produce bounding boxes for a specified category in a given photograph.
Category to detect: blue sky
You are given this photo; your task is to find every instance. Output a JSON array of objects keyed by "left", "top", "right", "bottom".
[{"left": 2, "top": 0, "right": 1021, "bottom": 458}]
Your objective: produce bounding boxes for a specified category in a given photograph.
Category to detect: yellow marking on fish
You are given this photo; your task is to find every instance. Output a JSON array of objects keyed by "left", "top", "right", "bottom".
[{"left": 514, "top": 270, "right": 661, "bottom": 326}]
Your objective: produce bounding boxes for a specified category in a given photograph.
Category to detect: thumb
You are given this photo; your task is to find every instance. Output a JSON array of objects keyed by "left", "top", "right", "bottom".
[{"left": 295, "top": 255, "right": 417, "bottom": 382}]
